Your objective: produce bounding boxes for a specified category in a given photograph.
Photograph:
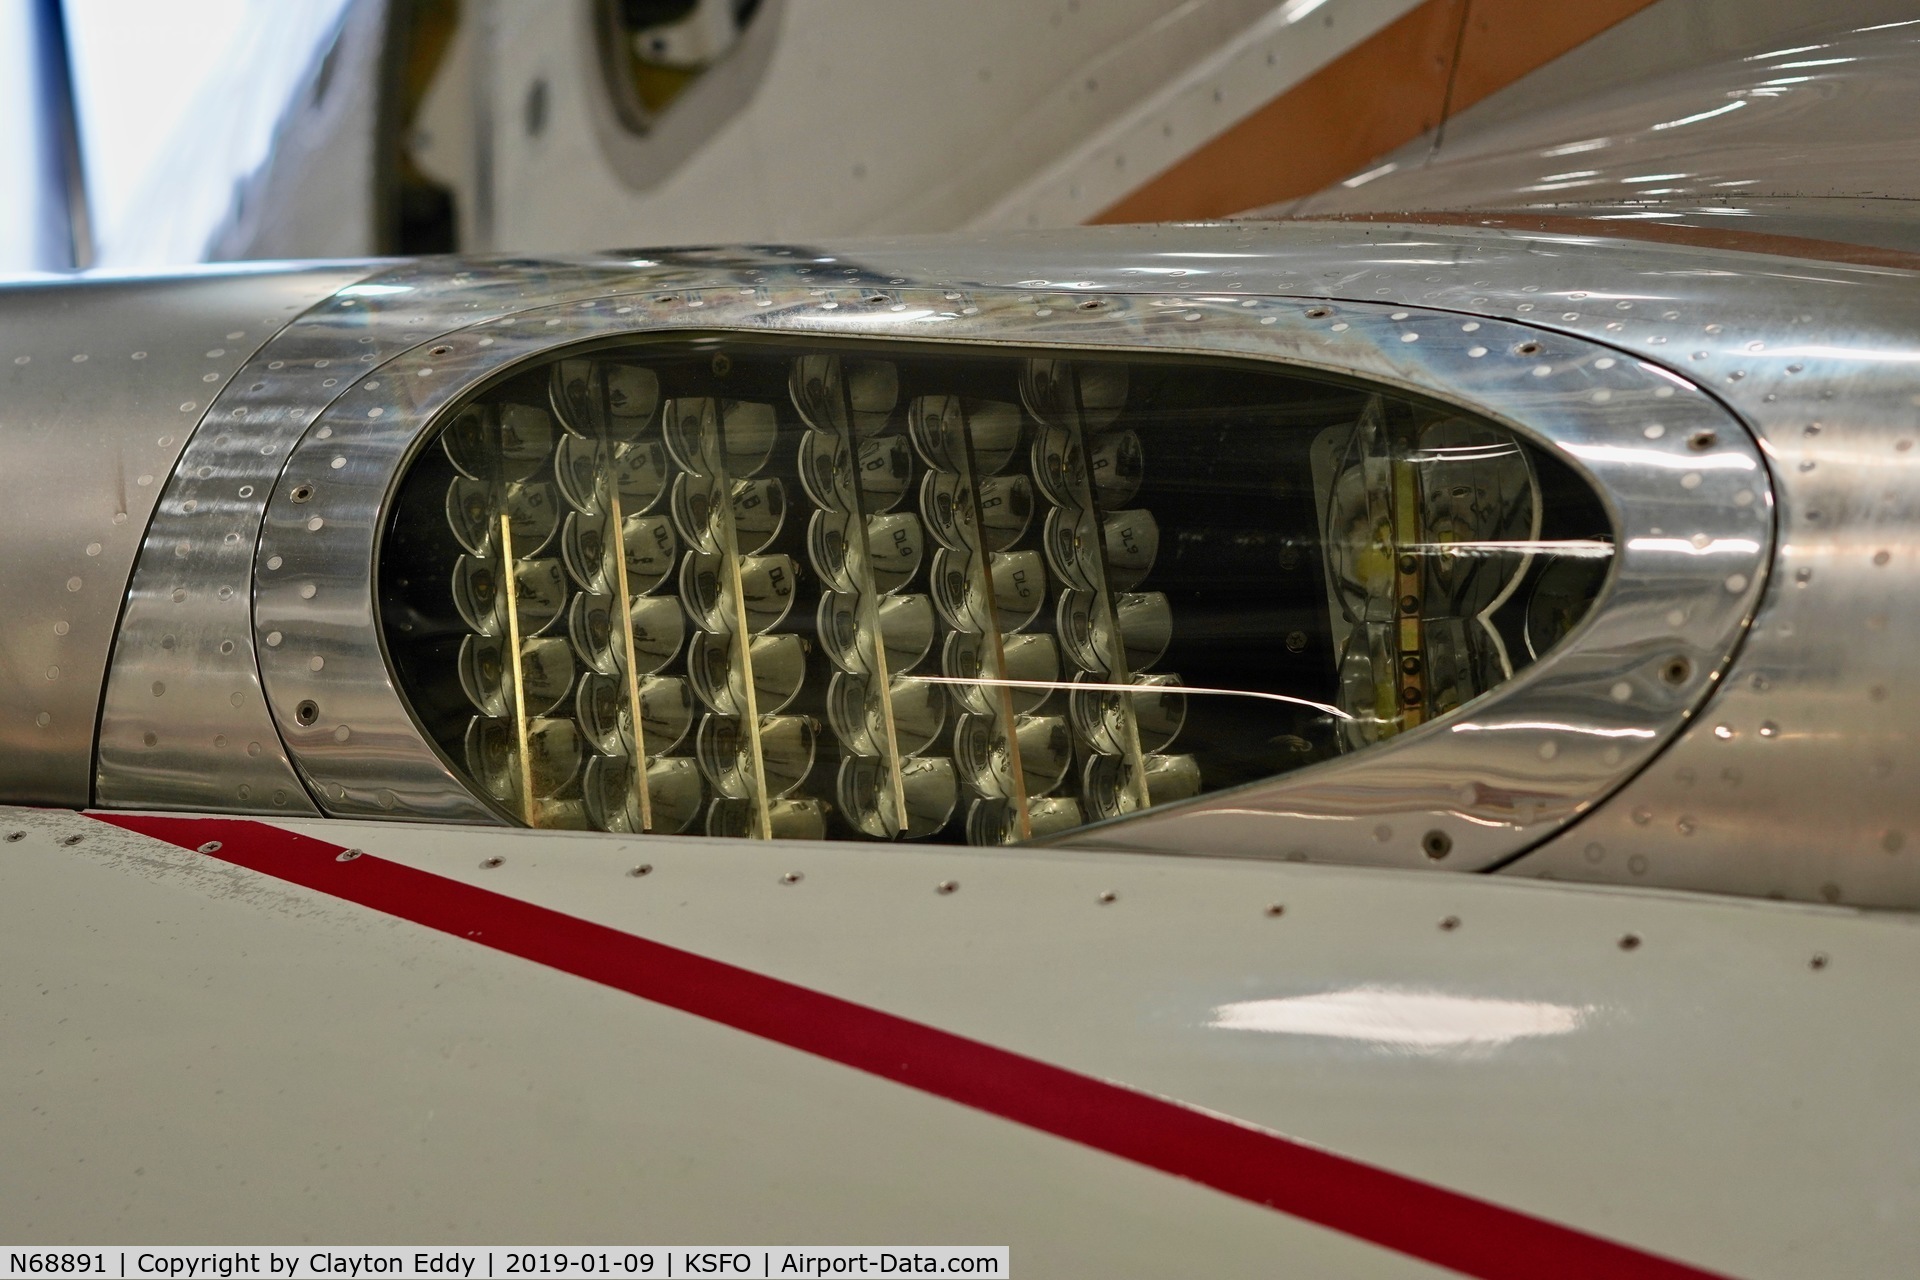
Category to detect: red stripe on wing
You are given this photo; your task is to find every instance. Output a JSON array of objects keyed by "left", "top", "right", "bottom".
[{"left": 91, "top": 812, "right": 1730, "bottom": 1280}]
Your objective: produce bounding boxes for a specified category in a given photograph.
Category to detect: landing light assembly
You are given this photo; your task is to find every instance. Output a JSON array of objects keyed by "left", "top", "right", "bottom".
[{"left": 379, "top": 338, "right": 1608, "bottom": 844}]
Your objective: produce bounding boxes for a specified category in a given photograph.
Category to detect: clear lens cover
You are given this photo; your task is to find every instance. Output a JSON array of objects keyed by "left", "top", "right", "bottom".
[{"left": 383, "top": 338, "right": 1608, "bottom": 842}]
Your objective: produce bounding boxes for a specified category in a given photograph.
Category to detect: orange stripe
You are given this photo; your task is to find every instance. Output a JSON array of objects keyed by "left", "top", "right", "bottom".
[{"left": 1091, "top": 0, "right": 1660, "bottom": 224}]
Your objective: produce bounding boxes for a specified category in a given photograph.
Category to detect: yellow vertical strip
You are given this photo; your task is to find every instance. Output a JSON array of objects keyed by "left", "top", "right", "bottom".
[
  {"left": 954, "top": 416, "right": 1030, "bottom": 839},
  {"left": 603, "top": 472, "right": 654, "bottom": 831},
  {"left": 836, "top": 381, "right": 907, "bottom": 833},
  {"left": 499, "top": 513, "right": 537, "bottom": 826},
  {"left": 707, "top": 403, "right": 773, "bottom": 840},
  {"left": 1058, "top": 381, "right": 1150, "bottom": 813},
  {"left": 1391, "top": 450, "right": 1425, "bottom": 731}
]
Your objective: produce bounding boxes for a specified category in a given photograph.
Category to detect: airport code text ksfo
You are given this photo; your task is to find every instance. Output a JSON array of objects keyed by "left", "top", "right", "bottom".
[{"left": 4, "top": 1252, "right": 1007, "bottom": 1279}]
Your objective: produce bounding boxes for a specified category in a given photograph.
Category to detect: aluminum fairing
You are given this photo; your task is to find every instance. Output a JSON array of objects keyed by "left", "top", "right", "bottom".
[{"left": 61, "top": 221, "right": 1917, "bottom": 907}]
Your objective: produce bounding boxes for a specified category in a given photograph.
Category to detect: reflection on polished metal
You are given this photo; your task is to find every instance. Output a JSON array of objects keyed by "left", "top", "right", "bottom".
[
  {"left": 0, "top": 266, "right": 365, "bottom": 807},
  {"left": 225, "top": 250, "right": 1763, "bottom": 873}
]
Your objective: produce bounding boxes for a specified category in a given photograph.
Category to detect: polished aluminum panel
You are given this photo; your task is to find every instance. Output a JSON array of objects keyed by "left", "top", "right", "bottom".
[
  {"left": 87, "top": 214, "right": 1918, "bottom": 903},
  {"left": 242, "top": 263, "right": 1763, "bottom": 875},
  {"left": 0, "top": 266, "right": 360, "bottom": 806},
  {"left": 96, "top": 259, "right": 687, "bottom": 817}
]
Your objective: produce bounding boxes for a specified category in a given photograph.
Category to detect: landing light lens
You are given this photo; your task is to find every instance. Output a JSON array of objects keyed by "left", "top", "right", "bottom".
[{"left": 378, "top": 339, "right": 1608, "bottom": 842}]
